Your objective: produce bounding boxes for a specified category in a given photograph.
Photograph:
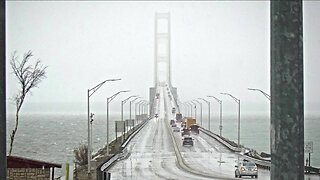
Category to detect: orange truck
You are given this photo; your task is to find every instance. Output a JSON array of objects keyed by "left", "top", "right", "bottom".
[{"left": 186, "top": 118, "right": 197, "bottom": 129}]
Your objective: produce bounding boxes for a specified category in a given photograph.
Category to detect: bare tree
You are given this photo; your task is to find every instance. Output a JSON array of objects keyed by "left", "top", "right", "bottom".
[
  {"left": 9, "top": 50, "right": 47, "bottom": 155},
  {"left": 73, "top": 144, "right": 88, "bottom": 166}
]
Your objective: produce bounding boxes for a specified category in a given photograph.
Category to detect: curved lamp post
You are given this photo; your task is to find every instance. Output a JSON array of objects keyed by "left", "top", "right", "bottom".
[
  {"left": 121, "top": 95, "right": 137, "bottom": 141},
  {"left": 248, "top": 88, "right": 271, "bottom": 100},
  {"left": 135, "top": 100, "right": 144, "bottom": 127},
  {"left": 106, "top": 90, "right": 129, "bottom": 155},
  {"left": 207, "top": 95, "right": 223, "bottom": 136},
  {"left": 199, "top": 98, "right": 211, "bottom": 131},
  {"left": 87, "top": 78, "right": 120, "bottom": 173},
  {"left": 183, "top": 102, "right": 189, "bottom": 117},
  {"left": 192, "top": 100, "right": 203, "bottom": 127},
  {"left": 182, "top": 103, "right": 187, "bottom": 117},
  {"left": 186, "top": 102, "right": 193, "bottom": 118},
  {"left": 221, "top": 92, "right": 240, "bottom": 147},
  {"left": 130, "top": 97, "right": 141, "bottom": 127},
  {"left": 190, "top": 101, "right": 197, "bottom": 120}
]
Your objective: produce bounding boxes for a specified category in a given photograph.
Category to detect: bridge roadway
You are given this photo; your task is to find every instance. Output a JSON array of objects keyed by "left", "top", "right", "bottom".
[{"left": 108, "top": 87, "right": 318, "bottom": 179}]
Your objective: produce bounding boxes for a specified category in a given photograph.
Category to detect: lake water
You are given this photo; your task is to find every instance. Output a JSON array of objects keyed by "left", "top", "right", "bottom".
[{"left": 6, "top": 113, "right": 320, "bottom": 177}]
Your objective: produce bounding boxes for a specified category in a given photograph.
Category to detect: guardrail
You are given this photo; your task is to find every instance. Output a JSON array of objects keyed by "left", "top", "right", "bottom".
[
  {"left": 199, "top": 127, "right": 241, "bottom": 152},
  {"left": 199, "top": 127, "right": 272, "bottom": 169},
  {"left": 163, "top": 90, "right": 232, "bottom": 179},
  {"left": 96, "top": 118, "right": 150, "bottom": 179},
  {"left": 121, "top": 119, "right": 149, "bottom": 149}
]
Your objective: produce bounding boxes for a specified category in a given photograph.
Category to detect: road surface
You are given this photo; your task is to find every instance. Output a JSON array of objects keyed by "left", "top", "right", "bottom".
[{"left": 108, "top": 87, "right": 319, "bottom": 180}]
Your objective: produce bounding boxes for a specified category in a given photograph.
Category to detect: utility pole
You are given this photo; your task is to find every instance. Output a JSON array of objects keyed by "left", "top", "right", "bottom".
[{"left": 271, "top": 1, "right": 304, "bottom": 179}]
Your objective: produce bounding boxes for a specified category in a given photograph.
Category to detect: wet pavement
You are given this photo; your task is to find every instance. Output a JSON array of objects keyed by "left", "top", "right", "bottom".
[{"left": 108, "top": 87, "right": 319, "bottom": 180}]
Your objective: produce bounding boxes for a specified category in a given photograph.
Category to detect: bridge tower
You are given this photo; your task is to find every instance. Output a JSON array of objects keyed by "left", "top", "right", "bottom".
[
  {"left": 154, "top": 12, "right": 171, "bottom": 87},
  {"left": 150, "top": 12, "right": 178, "bottom": 115}
]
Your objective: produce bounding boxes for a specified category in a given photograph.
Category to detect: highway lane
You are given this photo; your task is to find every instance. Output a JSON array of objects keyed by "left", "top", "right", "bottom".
[
  {"left": 109, "top": 86, "right": 319, "bottom": 179},
  {"left": 108, "top": 89, "right": 214, "bottom": 180},
  {"left": 164, "top": 87, "right": 271, "bottom": 179}
]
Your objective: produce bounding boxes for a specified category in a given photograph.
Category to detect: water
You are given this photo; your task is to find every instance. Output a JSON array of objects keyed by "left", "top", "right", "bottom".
[
  {"left": 6, "top": 113, "right": 120, "bottom": 178},
  {"left": 201, "top": 114, "right": 320, "bottom": 167},
  {"left": 6, "top": 113, "right": 320, "bottom": 178}
]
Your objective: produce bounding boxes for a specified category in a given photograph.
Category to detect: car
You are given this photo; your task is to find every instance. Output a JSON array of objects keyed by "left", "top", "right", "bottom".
[
  {"left": 181, "top": 128, "right": 190, "bottom": 136},
  {"left": 182, "top": 136, "right": 194, "bottom": 146},
  {"left": 155, "top": 114, "right": 158, "bottom": 118},
  {"left": 171, "top": 123, "right": 177, "bottom": 127},
  {"left": 170, "top": 119, "right": 175, "bottom": 125},
  {"left": 235, "top": 161, "right": 258, "bottom": 178},
  {"left": 190, "top": 124, "right": 200, "bottom": 134},
  {"left": 173, "top": 127, "right": 180, "bottom": 132}
]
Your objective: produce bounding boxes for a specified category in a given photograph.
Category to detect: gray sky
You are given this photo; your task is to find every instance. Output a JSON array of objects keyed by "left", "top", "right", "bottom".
[{"left": 6, "top": 1, "right": 320, "bottom": 115}]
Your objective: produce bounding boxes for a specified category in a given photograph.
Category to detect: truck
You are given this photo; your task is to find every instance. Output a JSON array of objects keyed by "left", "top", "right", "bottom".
[
  {"left": 176, "top": 113, "right": 182, "bottom": 122},
  {"left": 186, "top": 118, "right": 196, "bottom": 129}
]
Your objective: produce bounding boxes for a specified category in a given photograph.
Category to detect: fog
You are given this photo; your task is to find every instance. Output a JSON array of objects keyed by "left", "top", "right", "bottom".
[{"left": 6, "top": 1, "right": 320, "bottom": 116}]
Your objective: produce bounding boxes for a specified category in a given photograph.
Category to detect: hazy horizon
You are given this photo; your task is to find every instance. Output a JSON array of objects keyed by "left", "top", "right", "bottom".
[{"left": 6, "top": 1, "right": 320, "bottom": 116}]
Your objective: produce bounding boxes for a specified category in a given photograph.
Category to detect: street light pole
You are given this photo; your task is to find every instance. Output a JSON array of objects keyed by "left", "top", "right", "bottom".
[
  {"left": 221, "top": 93, "right": 240, "bottom": 146},
  {"left": 183, "top": 102, "right": 189, "bottom": 117},
  {"left": 87, "top": 78, "right": 120, "bottom": 174},
  {"left": 190, "top": 101, "right": 197, "bottom": 120},
  {"left": 208, "top": 96, "right": 223, "bottom": 136},
  {"left": 106, "top": 90, "right": 129, "bottom": 156},
  {"left": 121, "top": 95, "right": 137, "bottom": 142},
  {"left": 199, "top": 98, "right": 211, "bottom": 131},
  {"left": 130, "top": 97, "right": 141, "bottom": 130},
  {"left": 138, "top": 102, "right": 143, "bottom": 116},
  {"left": 247, "top": 88, "right": 271, "bottom": 101},
  {"left": 182, "top": 103, "right": 186, "bottom": 117},
  {"left": 146, "top": 103, "right": 149, "bottom": 117},
  {"left": 139, "top": 101, "right": 147, "bottom": 122},
  {"left": 90, "top": 113, "right": 94, "bottom": 155},
  {"left": 135, "top": 100, "right": 143, "bottom": 128},
  {"left": 193, "top": 100, "right": 202, "bottom": 127},
  {"left": 186, "top": 102, "right": 193, "bottom": 118}
]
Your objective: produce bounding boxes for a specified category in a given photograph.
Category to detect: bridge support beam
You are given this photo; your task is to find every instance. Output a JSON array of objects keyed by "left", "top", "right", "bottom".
[
  {"left": 270, "top": 1, "right": 304, "bottom": 180},
  {"left": 149, "top": 87, "right": 156, "bottom": 116}
]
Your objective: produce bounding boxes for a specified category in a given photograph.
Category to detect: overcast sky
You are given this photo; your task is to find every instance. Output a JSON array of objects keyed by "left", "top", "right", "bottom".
[{"left": 6, "top": 1, "right": 320, "bottom": 115}]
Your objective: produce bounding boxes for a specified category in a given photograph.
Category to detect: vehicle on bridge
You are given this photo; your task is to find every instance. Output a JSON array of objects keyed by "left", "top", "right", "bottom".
[
  {"left": 182, "top": 136, "right": 194, "bottom": 146},
  {"left": 186, "top": 118, "right": 196, "bottom": 129},
  {"left": 181, "top": 128, "right": 190, "bottom": 136},
  {"left": 190, "top": 124, "right": 200, "bottom": 134},
  {"left": 175, "top": 113, "right": 182, "bottom": 122},
  {"left": 235, "top": 161, "right": 258, "bottom": 178},
  {"left": 173, "top": 127, "right": 180, "bottom": 132}
]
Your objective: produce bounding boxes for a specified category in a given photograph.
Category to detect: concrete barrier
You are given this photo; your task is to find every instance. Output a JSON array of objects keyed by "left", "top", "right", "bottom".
[
  {"left": 199, "top": 127, "right": 273, "bottom": 169},
  {"left": 97, "top": 119, "right": 150, "bottom": 177},
  {"left": 199, "top": 128, "right": 241, "bottom": 152}
]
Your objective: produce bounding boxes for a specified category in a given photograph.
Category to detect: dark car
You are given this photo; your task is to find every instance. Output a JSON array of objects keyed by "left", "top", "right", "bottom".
[
  {"left": 182, "top": 136, "right": 194, "bottom": 146},
  {"left": 190, "top": 124, "right": 200, "bottom": 134},
  {"left": 181, "top": 128, "right": 190, "bottom": 136},
  {"left": 155, "top": 114, "right": 158, "bottom": 118}
]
